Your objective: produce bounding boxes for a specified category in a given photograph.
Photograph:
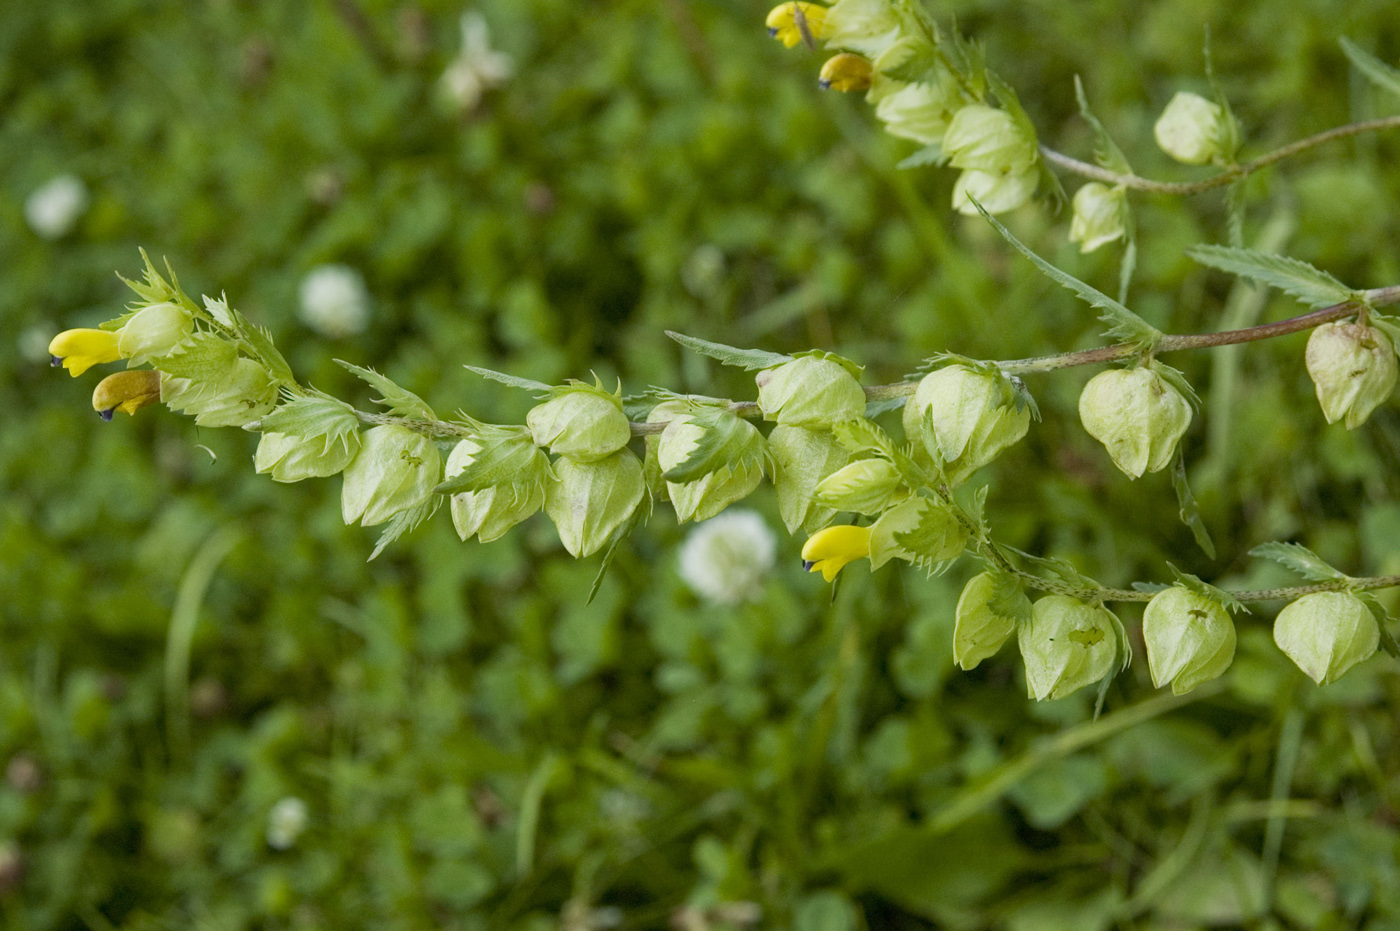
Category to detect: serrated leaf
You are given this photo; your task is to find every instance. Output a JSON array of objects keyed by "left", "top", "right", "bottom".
[
  {"left": 465, "top": 365, "right": 553, "bottom": 394},
  {"left": 433, "top": 434, "right": 546, "bottom": 496},
  {"left": 831, "top": 417, "right": 894, "bottom": 457},
  {"left": 660, "top": 410, "right": 763, "bottom": 484},
  {"left": 1249, "top": 542, "right": 1350, "bottom": 583},
  {"left": 335, "top": 360, "right": 436, "bottom": 420},
  {"left": 1171, "top": 452, "right": 1216, "bottom": 559},
  {"left": 257, "top": 392, "right": 360, "bottom": 453},
  {"left": 971, "top": 200, "right": 1162, "bottom": 350},
  {"left": 153, "top": 332, "right": 238, "bottom": 381},
  {"left": 1340, "top": 38, "right": 1400, "bottom": 99},
  {"left": 665, "top": 331, "right": 791, "bottom": 372},
  {"left": 1164, "top": 563, "right": 1248, "bottom": 615},
  {"left": 1073, "top": 75, "right": 1132, "bottom": 175},
  {"left": 1007, "top": 546, "right": 1093, "bottom": 591},
  {"left": 897, "top": 145, "right": 945, "bottom": 170},
  {"left": 864, "top": 396, "right": 908, "bottom": 418},
  {"left": 1186, "top": 245, "right": 1358, "bottom": 309},
  {"left": 203, "top": 295, "right": 236, "bottom": 329},
  {"left": 368, "top": 497, "right": 439, "bottom": 561},
  {"left": 586, "top": 508, "right": 645, "bottom": 605},
  {"left": 231, "top": 306, "right": 295, "bottom": 386}
]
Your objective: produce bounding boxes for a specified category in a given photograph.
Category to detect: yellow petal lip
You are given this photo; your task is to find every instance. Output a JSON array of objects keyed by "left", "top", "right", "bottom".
[
  {"left": 801, "top": 524, "right": 871, "bottom": 582},
  {"left": 92, "top": 370, "right": 162, "bottom": 421},
  {"left": 48, "top": 328, "right": 121, "bottom": 377},
  {"left": 818, "top": 53, "right": 873, "bottom": 92},
  {"left": 765, "top": 3, "right": 828, "bottom": 48}
]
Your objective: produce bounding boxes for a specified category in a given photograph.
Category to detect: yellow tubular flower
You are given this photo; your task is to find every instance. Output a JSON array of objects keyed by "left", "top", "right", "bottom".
[
  {"left": 801, "top": 524, "right": 872, "bottom": 582},
  {"left": 765, "top": 3, "right": 829, "bottom": 48},
  {"left": 818, "top": 53, "right": 873, "bottom": 92},
  {"left": 92, "top": 370, "right": 162, "bottom": 421},
  {"left": 48, "top": 328, "right": 121, "bottom": 377}
]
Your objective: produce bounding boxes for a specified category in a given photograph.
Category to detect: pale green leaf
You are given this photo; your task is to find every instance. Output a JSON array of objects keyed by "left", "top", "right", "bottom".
[
  {"left": 1341, "top": 37, "right": 1400, "bottom": 98},
  {"left": 665, "top": 331, "right": 792, "bottom": 372},
  {"left": 1249, "top": 542, "right": 1349, "bottom": 583},
  {"left": 1187, "top": 245, "right": 1357, "bottom": 309},
  {"left": 335, "top": 360, "right": 436, "bottom": 420}
]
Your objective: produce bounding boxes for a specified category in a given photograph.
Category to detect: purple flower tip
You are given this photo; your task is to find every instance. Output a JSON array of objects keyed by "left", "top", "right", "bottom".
[
  {"left": 50, "top": 356, "right": 62, "bottom": 367},
  {"left": 99, "top": 409, "right": 115, "bottom": 422}
]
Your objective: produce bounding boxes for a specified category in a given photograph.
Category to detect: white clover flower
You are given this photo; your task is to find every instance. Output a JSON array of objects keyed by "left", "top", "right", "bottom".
[
  {"left": 298, "top": 264, "right": 371, "bottom": 338},
  {"left": 18, "top": 323, "right": 59, "bottom": 365},
  {"left": 677, "top": 509, "right": 777, "bottom": 605},
  {"left": 440, "top": 12, "right": 513, "bottom": 113},
  {"left": 25, "top": 174, "right": 89, "bottom": 240},
  {"left": 266, "top": 796, "right": 309, "bottom": 850}
]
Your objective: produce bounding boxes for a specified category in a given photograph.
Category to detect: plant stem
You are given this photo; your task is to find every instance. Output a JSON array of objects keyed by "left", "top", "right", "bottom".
[
  {"left": 1040, "top": 114, "right": 1400, "bottom": 195},
  {"left": 1021, "top": 574, "right": 1400, "bottom": 605}
]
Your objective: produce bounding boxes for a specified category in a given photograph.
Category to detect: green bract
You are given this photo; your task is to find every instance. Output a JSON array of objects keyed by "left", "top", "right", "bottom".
[
  {"left": 769, "top": 425, "right": 852, "bottom": 533},
  {"left": 254, "top": 430, "right": 361, "bottom": 483},
  {"left": 1273, "top": 591, "right": 1379, "bottom": 685},
  {"left": 1304, "top": 322, "right": 1398, "bottom": 429},
  {"left": 546, "top": 449, "right": 645, "bottom": 558},
  {"left": 822, "top": 0, "right": 903, "bottom": 57},
  {"left": 1018, "top": 595, "right": 1119, "bottom": 701},
  {"left": 527, "top": 386, "right": 630, "bottom": 461},
  {"left": 867, "top": 495, "right": 966, "bottom": 569},
  {"left": 1078, "top": 367, "right": 1192, "bottom": 479},
  {"left": 757, "top": 357, "right": 866, "bottom": 427},
  {"left": 903, "top": 365, "right": 1031, "bottom": 483},
  {"left": 161, "top": 358, "right": 278, "bottom": 428},
  {"left": 943, "top": 105, "right": 1038, "bottom": 175},
  {"left": 652, "top": 406, "right": 765, "bottom": 523},
  {"left": 445, "top": 438, "right": 549, "bottom": 542},
  {"left": 954, "top": 571, "right": 1032, "bottom": 670},
  {"left": 340, "top": 425, "right": 441, "bottom": 528},
  {"left": 1142, "top": 586, "right": 1236, "bottom": 694}
]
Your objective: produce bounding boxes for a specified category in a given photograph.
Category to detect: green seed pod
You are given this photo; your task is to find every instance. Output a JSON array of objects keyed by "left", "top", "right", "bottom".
[
  {"left": 1273, "top": 591, "right": 1379, "bottom": 686},
  {"left": 1153, "top": 91, "right": 1232, "bottom": 165},
  {"left": 254, "top": 430, "right": 360, "bottom": 483},
  {"left": 116, "top": 302, "right": 193, "bottom": 365},
  {"left": 1142, "top": 586, "right": 1236, "bottom": 695},
  {"left": 1068, "top": 183, "right": 1129, "bottom": 254},
  {"left": 815, "top": 458, "right": 903, "bottom": 516},
  {"left": 951, "top": 167, "right": 1039, "bottom": 216},
  {"left": 545, "top": 449, "right": 645, "bottom": 558},
  {"left": 1153, "top": 92, "right": 1233, "bottom": 165},
  {"left": 1018, "top": 595, "right": 1119, "bottom": 701},
  {"left": 1078, "top": 367, "right": 1192, "bottom": 479},
  {"left": 445, "top": 438, "right": 548, "bottom": 542},
  {"left": 868, "top": 495, "right": 967, "bottom": 570},
  {"left": 340, "top": 425, "right": 440, "bottom": 527},
  {"left": 1304, "top": 322, "right": 1398, "bottom": 429},
  {"left": 161, "top": 358, "right": 278, "bottom": 428},
  {"left": 526, "top": 386, "right": 630, "bottom": 462},
  {"left": 943, "top": 105, "right": 1038, "bottom": 175},
  {"left": 756, "top": 357, "right": 866, "bottom": 427},
  {"left": 954, "top": 571, "right": 1032, "bottom": 670},
  {"left": 903, "top": 365, "right": 1031, "bottom": 483},
  {"left": 769, "top": 425, "right": 851, "bottom": 533},
  {"left": 653, "top": 408, "right": 765, "bottom": 524}
]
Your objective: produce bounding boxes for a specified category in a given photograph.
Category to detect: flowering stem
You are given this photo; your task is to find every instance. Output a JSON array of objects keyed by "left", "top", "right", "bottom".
[{"left": 1039, "top": 114, "right": 1400, "bottom": 195}]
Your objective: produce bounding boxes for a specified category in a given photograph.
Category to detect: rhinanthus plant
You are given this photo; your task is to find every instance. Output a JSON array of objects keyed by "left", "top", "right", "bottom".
[{"left": 44, "top": 0, "right": 1400, "bottom": 705}]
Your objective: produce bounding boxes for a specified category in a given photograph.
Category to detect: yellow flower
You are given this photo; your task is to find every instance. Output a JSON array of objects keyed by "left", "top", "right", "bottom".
[
  {"left": 818, "top": 53, "right": 873, "bottom": 92},
  {"left": 48, "top": 328, "right": 120, "bottom": 377},
  {"left": 765, "top": 3, "right": 828, "bottom": 48},
  {"left": 801, "top": 524, "right": 871, "bottom": 581},
  {"left": 91, "top": 370, "right": 162, "bottom": 421}
]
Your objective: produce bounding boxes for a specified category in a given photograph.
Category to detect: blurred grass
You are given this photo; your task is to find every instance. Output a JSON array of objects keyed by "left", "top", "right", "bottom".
[{"left": 2, "top": 0, "right": 1400, "bottom": 928}]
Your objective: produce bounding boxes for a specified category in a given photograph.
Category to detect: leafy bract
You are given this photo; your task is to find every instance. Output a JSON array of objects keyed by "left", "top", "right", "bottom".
[
  {"left": 665, "top": 331, "right": 792, "bottom": 372},
  {"left": 335, "top": 360, "right": 436, "bottom": 420},
  {"left": 1249, "top": 542, "right": 1349, "bottom": 583},
  {"left": 1186, "top": 245, "right": 1358, "bottom": 310}
]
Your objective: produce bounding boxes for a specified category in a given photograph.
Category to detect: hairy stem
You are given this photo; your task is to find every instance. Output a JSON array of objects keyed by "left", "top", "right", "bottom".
[
  {"left": 1025, "top": 574, "right": 1400, "bottom": 605},
  {"left": 1040, "top": 115, "right": 1400, "bottom": 195}
]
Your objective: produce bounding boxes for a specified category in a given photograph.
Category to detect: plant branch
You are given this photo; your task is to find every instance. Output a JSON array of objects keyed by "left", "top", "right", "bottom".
[
  {"left": 1040, "top": 115, "right": 1400, "bottom": 195},
  {"left": 1021, "top": 574, "right": 1400, "bottom": 605}
]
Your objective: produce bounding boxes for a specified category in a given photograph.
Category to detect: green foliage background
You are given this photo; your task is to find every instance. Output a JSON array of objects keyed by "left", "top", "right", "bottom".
[{"left": 3, "top": 1, "right": 1400, "bottom": 928}]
